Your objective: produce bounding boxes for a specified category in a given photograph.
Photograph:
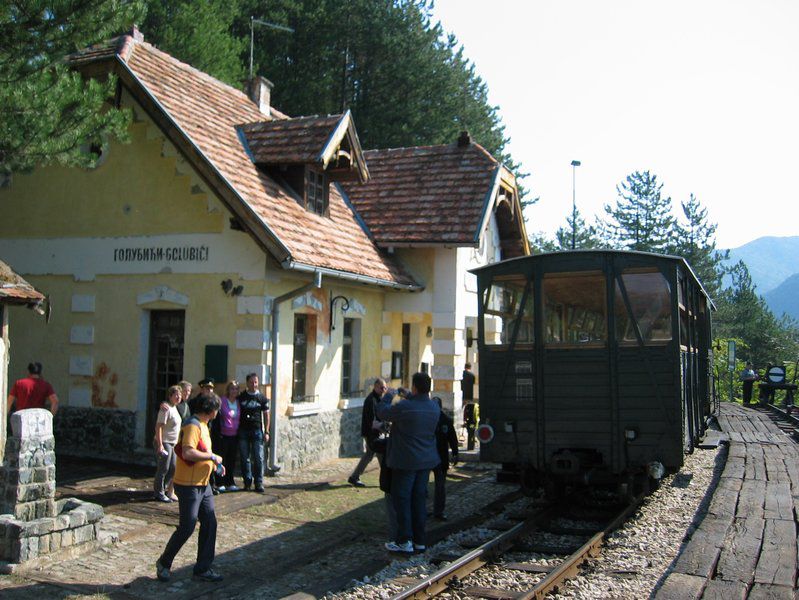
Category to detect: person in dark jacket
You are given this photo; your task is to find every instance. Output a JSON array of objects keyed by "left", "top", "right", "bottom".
[
  {"left": 376, "top": 372, "right": 440, "bottom": 554},
  {"left": 431, "top": 397, "right": 458, "bottom": 520},
  {"left": 348, "top": 378, "right": 388, "bottom": 487}
]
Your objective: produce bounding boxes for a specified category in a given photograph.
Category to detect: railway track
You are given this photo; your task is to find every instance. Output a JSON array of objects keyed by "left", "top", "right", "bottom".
[{"left": 388, "top": 492, "right": 645, "bottom": 600}]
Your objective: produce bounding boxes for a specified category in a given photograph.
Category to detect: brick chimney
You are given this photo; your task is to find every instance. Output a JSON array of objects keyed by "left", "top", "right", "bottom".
[{"left": 246, "top": 76, "right": 274, "bottom": 116}]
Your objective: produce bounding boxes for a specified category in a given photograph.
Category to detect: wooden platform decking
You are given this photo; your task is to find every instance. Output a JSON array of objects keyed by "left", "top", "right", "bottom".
[{"left": 656, "top": 402, "right": 798, "bottom": 599}]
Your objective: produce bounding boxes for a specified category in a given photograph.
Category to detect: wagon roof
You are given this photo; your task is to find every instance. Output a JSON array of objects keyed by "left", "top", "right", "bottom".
[{"left": 470, "top": 249, "right": 715, "bottom": 308}]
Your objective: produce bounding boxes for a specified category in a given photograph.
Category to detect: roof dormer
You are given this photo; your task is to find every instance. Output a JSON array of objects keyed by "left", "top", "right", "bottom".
[{"left": 239, "top": 111, "right": 369, "bottom": 216}]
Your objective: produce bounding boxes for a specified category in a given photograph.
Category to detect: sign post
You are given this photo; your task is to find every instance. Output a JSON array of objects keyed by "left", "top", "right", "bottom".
[{"left": 727, "top": 340, "right": 736, "bottom": 402}]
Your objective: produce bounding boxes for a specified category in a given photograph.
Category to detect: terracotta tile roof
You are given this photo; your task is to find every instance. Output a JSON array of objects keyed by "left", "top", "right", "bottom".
[
  {"left": 341, "top": 143, "right": 501, "bottom": 246},
  {"left": 100, "top": 33, "right": 416, "bottom": 289},
  {"left": 240, "top": 114, "right": 344, "bottom": 165},
  {"left": 0, "top": 259, "right": 44, "bottom": 305}
]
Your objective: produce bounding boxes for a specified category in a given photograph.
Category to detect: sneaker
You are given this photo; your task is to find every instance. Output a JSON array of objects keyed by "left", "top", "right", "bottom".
[
  {"left": 168, "top": 494, "right": 178, "bottom": 502},
  {"left": 227, "top": 484, "right": 240, "bottom": 492},
  {"left": 413, "top": 544, "right": 426, "bottom": 552},
  {"left": 193, "top": 569, "right": 224, "bottom": 583},
  {"left": 385, "top": 540, "right": 414, "bottom": 553},
  {"left": 348, "top": 478, "right": 366, "bottom": 488},
  {"left": 243, "top": 480, "right": 252, "bottom": 491},
  {"left": 211, "top": 487, "right": 220, "bottom": 496},
  {"left": 217, "top": 486, "right": 227, "bottom": 493},
  {"left": 254, "top": 484, "right": 265, "bottom": 493},
  {"left": 155, "top": 560, "right": 170, "bottom": 582},
  {"left": 154, "top": 493, "right": 172, "bottom": 503}
]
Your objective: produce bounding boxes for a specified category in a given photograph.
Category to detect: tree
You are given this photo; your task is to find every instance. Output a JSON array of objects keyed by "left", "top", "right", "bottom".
[
  {"left": 554, "top": 207, "right": 602, "bottom": 250},
  {"left": 670, "top": 193, "right": 728, "bottom": 298},
  {"left": 140, "top": 0, "right": 245, "bottom": 86},
  {"left": 714, "top": 260, "right": 799, "bottom": 369},
  {"left": 0, "top": 0, "right": 143, "bottom": 175},
  {"left": 603, "top": 171, "right": 674, "bottom": 253}
]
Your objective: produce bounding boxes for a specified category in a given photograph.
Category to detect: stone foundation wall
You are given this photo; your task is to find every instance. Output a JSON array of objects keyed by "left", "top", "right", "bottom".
[
  {"left": 54, "top": 407, "right": 137, "bottom": 462},
  {"left": 278, "top": 407, "right": 361, "bottom": 473},
  {"left": 0, "top": 498, "right": 103, "bottom": 563}
]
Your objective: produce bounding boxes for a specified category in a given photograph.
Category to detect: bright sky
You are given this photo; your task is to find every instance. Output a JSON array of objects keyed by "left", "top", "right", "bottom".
[{"left": 432, "top": 0, "right": 799, "bottom": 249}]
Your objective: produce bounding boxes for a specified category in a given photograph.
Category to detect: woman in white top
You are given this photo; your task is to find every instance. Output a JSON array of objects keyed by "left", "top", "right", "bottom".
[{"left": 153, "top": 385, "right": 182, "bottom": 502}]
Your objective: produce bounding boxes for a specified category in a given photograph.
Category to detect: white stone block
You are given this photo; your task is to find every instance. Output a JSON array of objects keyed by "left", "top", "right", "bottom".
[
  {"left": 235, "top": 364, "right": 270, "bottom": 385},
  {"left": 344, "top": 298, "right": 367, "bottom": 316},
  {"left": 236, "top": 329, "right": 271, "bottom": 350},
  {"left": 381, "top": 361, "right": 392, "bottom": 379},
  {"left": 71, "top": 295, "right": 95, "bottom": 313},
  {"left": 432, "top": 312, "right": 457, "bottom": 329},
  {"left": 431, "top": 364, "right": 456, "bottom": 380},
  {"left": 9, "top": 409, "right": 53, "bottom": 439},
  {"left": 70, "top": 325, "right": 95, "bottom": 345},
  {"left": 381, "top": 335, "right": 392, "bottom": 351},
  {"left": 237, "top": 295, "right": 274, "bottom": 315},
  {"left": 68, "top": 387, "right": 92, "bottom": 408},
  {"left": 69, "top": 356, "right": 93, "bottom": 376},
  {"left": 432, "top": 339, "right": 456, "bottom": 355}
]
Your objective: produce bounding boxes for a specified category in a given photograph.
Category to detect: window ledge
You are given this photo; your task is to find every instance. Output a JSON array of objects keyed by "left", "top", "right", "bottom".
[
  {"left": 338, "top": 396, "right": 365, "bottom": 410},
  {"left": 287, "top": 402, "right": 322, "bottom": 417}
]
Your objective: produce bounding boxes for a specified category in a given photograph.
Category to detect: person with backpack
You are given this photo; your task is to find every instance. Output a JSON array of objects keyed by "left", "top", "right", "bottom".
[{"left": 155, "top": 393, "right": 225, "bottom": 584}]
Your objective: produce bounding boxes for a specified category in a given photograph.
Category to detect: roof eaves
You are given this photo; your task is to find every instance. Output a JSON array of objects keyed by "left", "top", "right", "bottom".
[
  {"left": 473, "top": 166, "right": 502, "bottom": 245},
  {"left": 116, "top": 54, "right": 293, "bottom": 264},
  {"left": 282, "top": 259, "right": 423, "bottom": 292}
]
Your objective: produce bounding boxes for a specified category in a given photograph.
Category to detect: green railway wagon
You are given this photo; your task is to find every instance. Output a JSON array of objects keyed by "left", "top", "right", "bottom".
[{"left": 471, "top": 250, "right": 715, "bottom": 493}]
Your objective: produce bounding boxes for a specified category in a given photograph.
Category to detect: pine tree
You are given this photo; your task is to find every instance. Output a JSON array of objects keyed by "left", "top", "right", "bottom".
[
  {"left": 603, "top": 171, "right": 674, "bottom": 253},
  {"left": 714, "top": 261, "right": 799, "bottom": 368},
  {"left": 0, "top": 0, "right": 143, "bottom": 175},
  {"left": 554, "top": 207, "right": 602, "bottom": 250},
  {"left": 140, "top": 0, "right": 246, "bottom": 86},
  {"left": 670, "top": 193, "right": 728, "bottom": 298}
]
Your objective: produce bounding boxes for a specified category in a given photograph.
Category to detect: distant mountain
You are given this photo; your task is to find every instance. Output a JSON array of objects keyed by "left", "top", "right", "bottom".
[
  {"left": 764, "top": 273, "right": 799, "bottom": 321},
  {"left": 725, "top": 236, "right": 799, "bottom": 294}
]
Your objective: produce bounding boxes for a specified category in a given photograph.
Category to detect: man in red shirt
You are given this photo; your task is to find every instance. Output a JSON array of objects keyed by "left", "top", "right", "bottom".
[{"left": 7, "top": 362, "right": 59, "bottom": 415}]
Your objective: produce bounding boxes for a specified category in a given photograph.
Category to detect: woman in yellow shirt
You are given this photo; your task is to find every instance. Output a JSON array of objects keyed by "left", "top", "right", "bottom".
[{"left": 156, "top": 393, "right": 225, "bottom": 583}]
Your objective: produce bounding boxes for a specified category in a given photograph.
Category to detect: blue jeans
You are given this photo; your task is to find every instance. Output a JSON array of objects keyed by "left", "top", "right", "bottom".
[
  {"left": 238, "top": 428, "right": 264, "bottom": 485},
  {"left": 391, "top": 468, "right": 431, "bottom": 545}
]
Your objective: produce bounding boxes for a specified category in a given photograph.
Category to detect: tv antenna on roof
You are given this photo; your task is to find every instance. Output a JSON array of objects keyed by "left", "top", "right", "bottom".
[{"left": 250, "top": 16, "right": 294, "bottom": 79}]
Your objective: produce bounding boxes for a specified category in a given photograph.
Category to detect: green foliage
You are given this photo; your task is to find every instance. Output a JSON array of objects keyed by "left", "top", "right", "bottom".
[
  {"left": 602, "top": 171, "right": 675, "bottom": 253},
  {"left": 0, "top": 0, "right": 143, "bottom": 175},
  {"left": 714, "top": 260, "right": 799, "bottom": 368},
  {"left": 670, "top": 193, "right": 728, "bottom": 298},
  {"left": 554, "top": 207, "right": 602, "bottom": 251},
  {"left": 140, "top": 0, "right": 246, "bottom": 85}
]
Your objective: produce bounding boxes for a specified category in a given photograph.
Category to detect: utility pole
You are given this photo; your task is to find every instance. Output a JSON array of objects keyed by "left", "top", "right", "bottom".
[{"left": 570, "top": 160, "right": 581, "bottom": 250}]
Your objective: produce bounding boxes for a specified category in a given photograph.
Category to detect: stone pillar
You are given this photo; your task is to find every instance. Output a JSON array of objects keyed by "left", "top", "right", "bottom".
[
  {"left": 430, "top": 312, "right": 465, "bottom": 416},
  {"left": 1, "top": 409, "right": 56, "bottom": 521}
]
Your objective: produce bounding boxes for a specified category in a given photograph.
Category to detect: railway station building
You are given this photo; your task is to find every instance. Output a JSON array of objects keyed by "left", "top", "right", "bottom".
[{"left": 0, "top": 28, "right": 528, "bottom": 470}]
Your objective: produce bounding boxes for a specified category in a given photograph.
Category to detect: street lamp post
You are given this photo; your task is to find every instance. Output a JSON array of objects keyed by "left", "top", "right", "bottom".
[{"left": 570, "top": 160, "right": 581, "bottom": 250}]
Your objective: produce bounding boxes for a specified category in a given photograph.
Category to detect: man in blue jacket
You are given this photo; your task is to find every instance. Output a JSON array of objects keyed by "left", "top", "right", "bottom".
[{"left": 376, "top": 372, "right": 440, "bottom": 554}]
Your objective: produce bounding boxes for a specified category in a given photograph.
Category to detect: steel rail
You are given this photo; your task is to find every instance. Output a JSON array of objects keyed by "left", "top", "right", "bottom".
[
  {"left": 519, "top": 493, "right": 645, "bottom": 599},
  {"left": 389, "top": 505, "right": 558, "bottom": 600}
]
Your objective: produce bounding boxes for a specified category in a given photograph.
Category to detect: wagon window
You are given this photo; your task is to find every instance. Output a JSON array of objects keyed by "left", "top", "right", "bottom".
[
  {"left": 614, "top": 269, "right": 672, "bottom": 344},
  {"left": 482, "top": 276, "right": 534, "bottom": 346},
  {"left": 543, "top": 272, "right": 606, "bottom": 346}
]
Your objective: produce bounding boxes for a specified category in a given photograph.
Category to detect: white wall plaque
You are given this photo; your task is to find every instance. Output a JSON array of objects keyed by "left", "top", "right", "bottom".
[
  {"left": 70, "top": 325, "right": 95, "bottom": 345},
  {"left": 236, "top": 330, "right": 271, "bottom": 350},
  {"left": 235, "top": 364, "right": 270, "bottom": 385},
  {"left": 71, "top": 295, "right": 95, "bottom": 313},
  {"left": 69, "top": 356, "right": 93, "bottom": 376},
  {"left": 381, "top": 335, "right": 392, "bottom": 351},
  {"left": 68, "top": 387, "right": 92, "bottom": 408}
]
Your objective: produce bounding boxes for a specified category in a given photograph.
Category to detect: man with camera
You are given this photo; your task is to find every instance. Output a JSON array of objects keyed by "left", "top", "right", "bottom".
[{"left": 348, "top": 378, "right": 388, "bottom": 487}]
